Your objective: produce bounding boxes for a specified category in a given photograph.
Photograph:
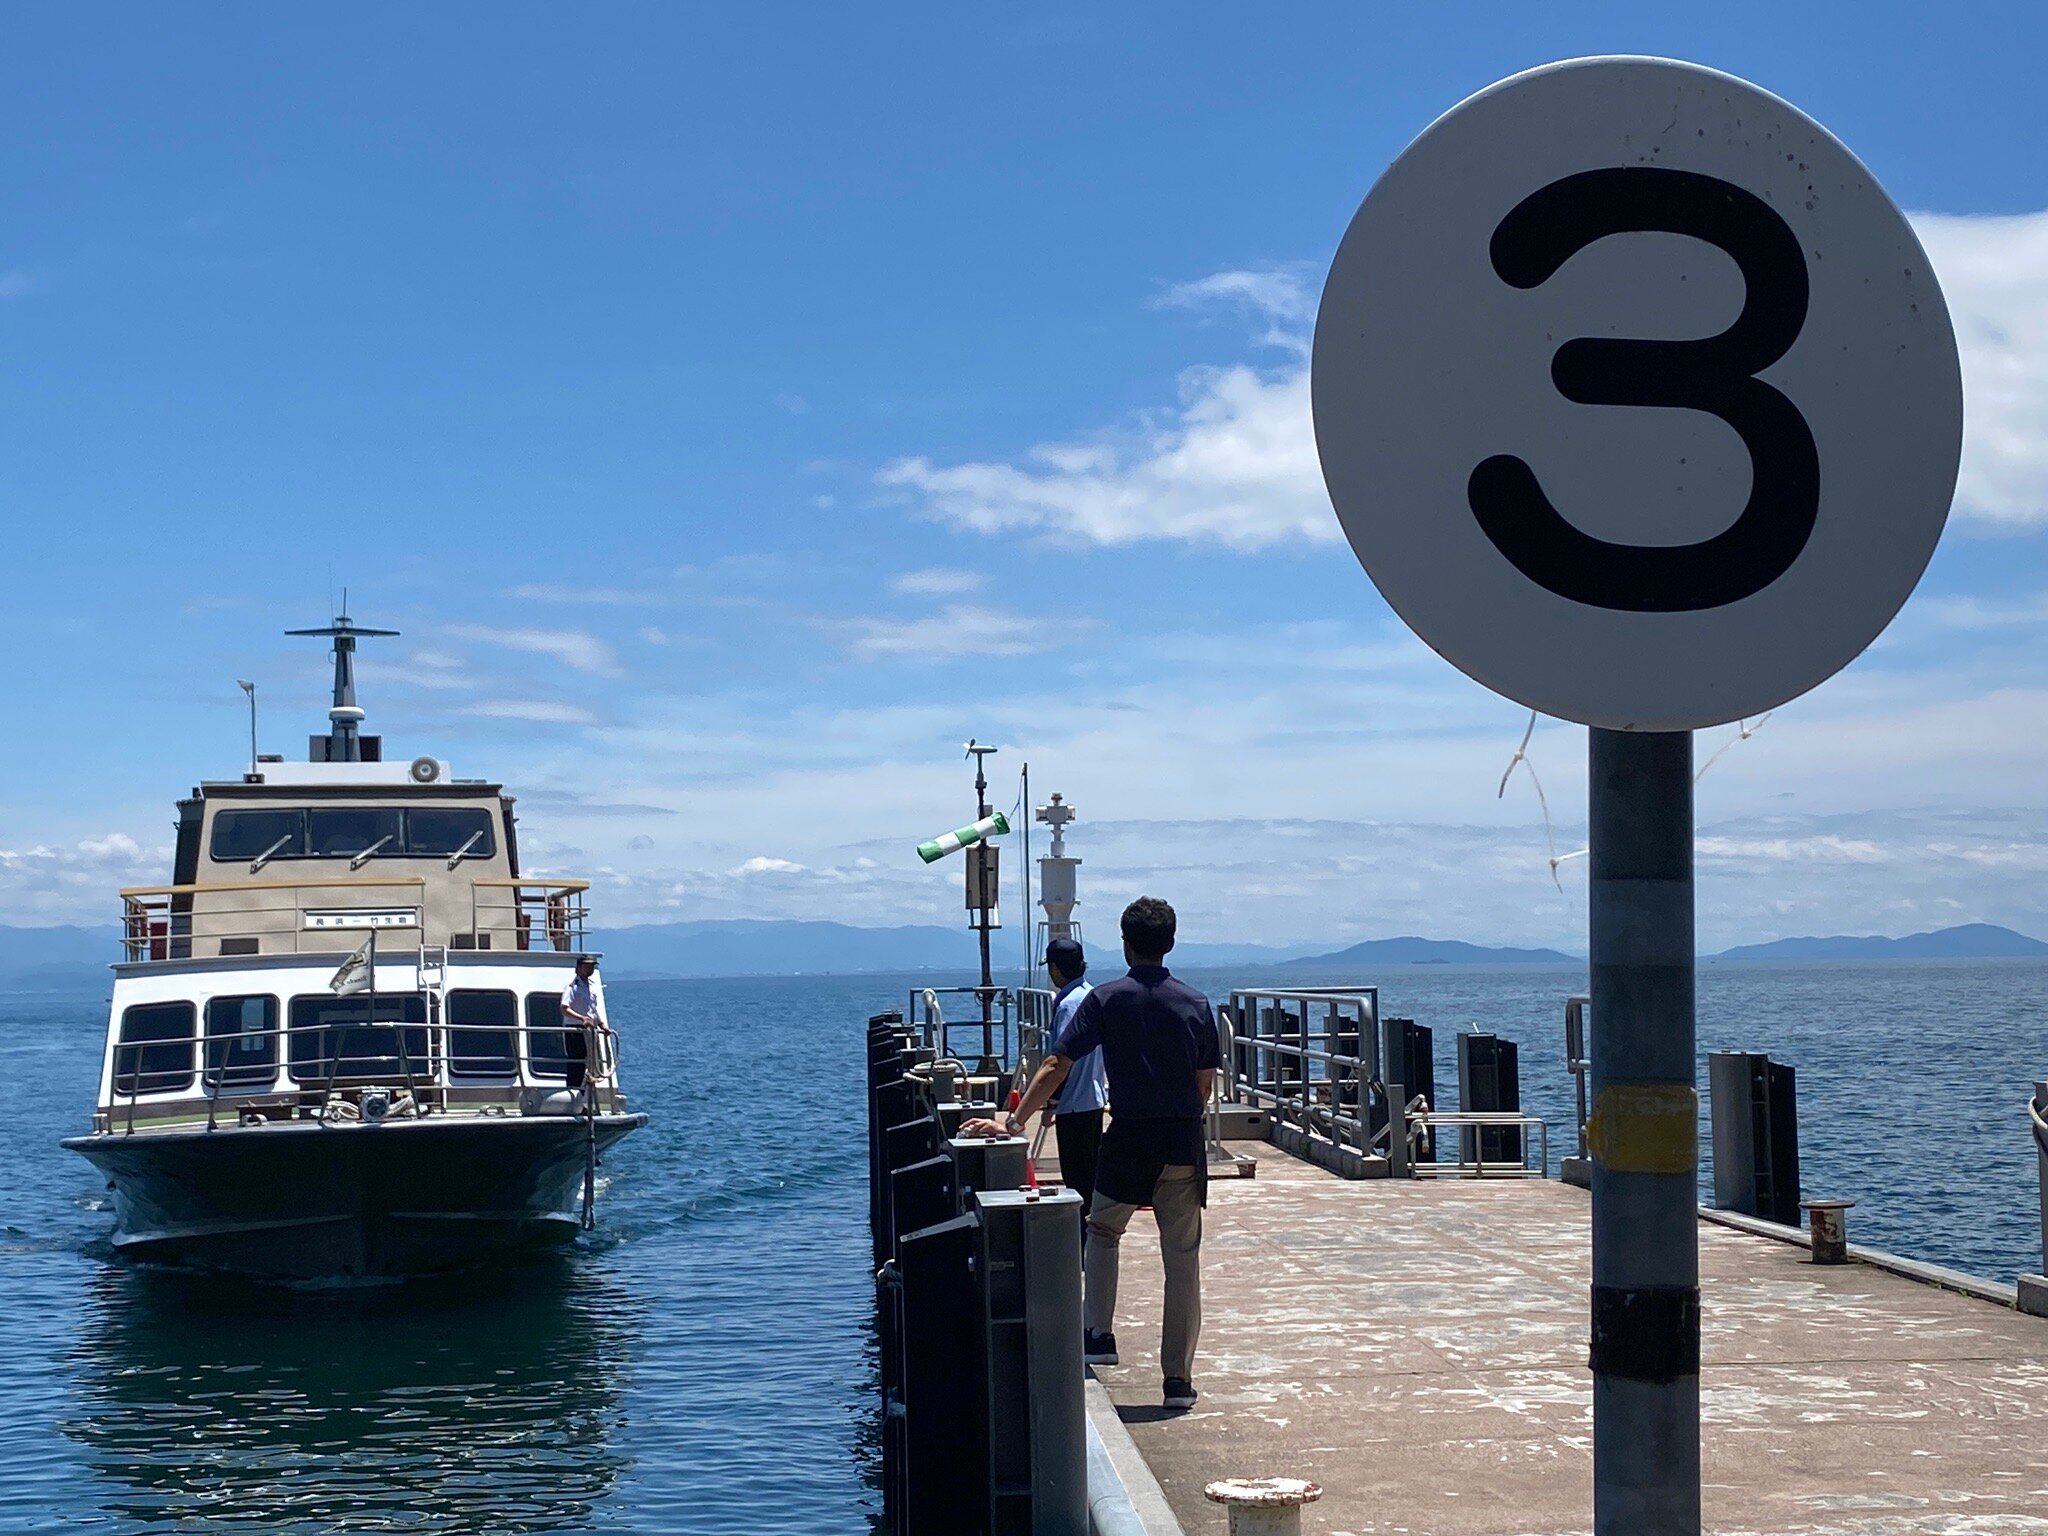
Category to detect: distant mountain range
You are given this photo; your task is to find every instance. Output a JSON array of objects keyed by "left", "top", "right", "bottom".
[
  {"left": 0, "top": 924, "right": 122, "bottom": 993},
  {"left": 1709, "top": 922, "right": 2048, "bottom": 963},
  {"left": 1, "top": 919, "right": 2043, "bottom": 989},
  {"left": 589, "top": 925, "right": 1331, "bottom": 977},
  {"left": 1282, "top": 936, "right": 1578, "bottom": 968}
]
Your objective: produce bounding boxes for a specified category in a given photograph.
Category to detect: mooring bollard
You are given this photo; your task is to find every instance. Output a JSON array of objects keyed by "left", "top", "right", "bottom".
[
  {"left": 1204, "top": 1477, "right": 1322, "bottom": 1536},
  {"left": 1800, "top": 1198, "right": 1855, "bottom": 1264}
]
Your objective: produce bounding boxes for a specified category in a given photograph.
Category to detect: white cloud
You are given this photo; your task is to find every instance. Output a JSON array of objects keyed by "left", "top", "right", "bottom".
[
  {"left": 882, "top": 219, "right": 2048, "bottom": 549},
  {"left": 1918, "top": 591, "right": 2048, "bottom": 630},
  {"left": 888, "top": 567, "right": 987, "bottom": 597},
  {"left": 637, "top": 626, "right": 670, "bottom": 646},
  {"left": 734, "top": 855, "right": 805, "bottom": 875},
  {"left": 461, "top": 700, "right": 599, "bottom": 725},
  {"left": 0, "top": 834, "right": 171, "bottom": 920},
  {"left": 879, "top": 365, "right": 1333, "bottom": 550},
  {"left": 1153, "top": 263, "right": 1318, "bottom": 352},
  {"left": 76, "top": 833, "right": 144, "bottom": 861},
  {"left": 847, "top": 603, "right": 1073, "bottom": 661},
  {"left": 446, "top": 624, "right": 621, "bottom": 676},
  {"left": 1912, "top": 210, "right": 2048, "bottom": 529},
  {"left": 1695, "top": 834, "right": 1890, "bottom": 864}
]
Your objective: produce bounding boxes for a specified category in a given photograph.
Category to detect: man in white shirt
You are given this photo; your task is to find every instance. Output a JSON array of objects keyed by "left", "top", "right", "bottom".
[
  {"left": 1040, "top": 937, "right": 1104, "bottom": 1226},
  {"left": 560, "top": 954, "right": 604, "bottom": 1089}
]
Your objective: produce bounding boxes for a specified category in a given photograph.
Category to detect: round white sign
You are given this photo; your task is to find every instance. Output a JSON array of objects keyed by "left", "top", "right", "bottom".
[{"left": 1312, "top": 57, "right": 1962, "bottom": 731}]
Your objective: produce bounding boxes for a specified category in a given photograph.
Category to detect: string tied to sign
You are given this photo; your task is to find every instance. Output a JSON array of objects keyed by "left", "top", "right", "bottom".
[{"left": 1498, "top": 709, "right": 1776, "bottom": 890}]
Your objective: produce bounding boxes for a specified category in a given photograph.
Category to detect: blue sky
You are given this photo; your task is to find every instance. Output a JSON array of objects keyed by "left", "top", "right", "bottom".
[{"left": 5, "top": 3, "right": 2048, "bottom": 949}]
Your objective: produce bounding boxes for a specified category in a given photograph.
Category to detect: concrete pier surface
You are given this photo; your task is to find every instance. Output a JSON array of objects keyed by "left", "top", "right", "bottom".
[{"left": 1085, "top": 1155, "right": 2048, "bottom": 1535}]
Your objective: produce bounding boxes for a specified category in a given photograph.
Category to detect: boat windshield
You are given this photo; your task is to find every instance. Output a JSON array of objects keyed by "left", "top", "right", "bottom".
[
  {"left": 208, "top": 807, "right": 497, "bottom": 863},
  {"left": 288, "top": 994, "right": 429, "bottom": 1081}
]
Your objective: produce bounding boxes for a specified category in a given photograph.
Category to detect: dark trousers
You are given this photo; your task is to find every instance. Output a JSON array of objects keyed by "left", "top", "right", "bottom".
[{"left": 1054, "top": 1107, "right": 1105, "bottom": 1228}]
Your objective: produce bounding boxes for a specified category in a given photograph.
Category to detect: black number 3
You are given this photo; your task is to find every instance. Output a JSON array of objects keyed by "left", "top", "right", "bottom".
[{"left": 1468, "top": 166, "right": 1819, "bottom": 612}]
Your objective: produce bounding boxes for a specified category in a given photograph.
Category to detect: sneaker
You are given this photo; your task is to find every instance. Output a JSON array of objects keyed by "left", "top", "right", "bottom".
[
  {"left": 1083, "top": 1330, "right": 1119, "bottom": 1366},
  {"left": 1162, "top": 1377, "right": 1198, "bottom": 1410}
]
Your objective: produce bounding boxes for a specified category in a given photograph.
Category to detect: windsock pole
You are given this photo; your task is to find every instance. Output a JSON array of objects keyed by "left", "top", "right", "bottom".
[{"left": 967, "top": 741, "right": 999, "bottom": 1071}]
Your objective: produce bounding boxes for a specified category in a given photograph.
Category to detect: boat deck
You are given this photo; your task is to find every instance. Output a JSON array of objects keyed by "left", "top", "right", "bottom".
[{"left": 1086, "top": 1154, "right": 2048, "bottom": 1535}]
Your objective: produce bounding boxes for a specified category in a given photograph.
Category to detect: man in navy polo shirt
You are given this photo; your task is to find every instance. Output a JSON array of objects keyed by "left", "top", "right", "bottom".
[{"left": 985, "top": 896, "right": 1218, "bottom": 1412}]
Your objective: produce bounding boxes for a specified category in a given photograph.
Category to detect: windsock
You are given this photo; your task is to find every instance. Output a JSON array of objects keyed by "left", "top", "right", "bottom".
[{"left": 917, "top": 810, "right": 1009, "bottom": 864}]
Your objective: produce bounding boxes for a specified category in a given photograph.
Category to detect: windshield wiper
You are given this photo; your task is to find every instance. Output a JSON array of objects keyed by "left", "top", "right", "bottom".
[
  {"left": 444, "top": 829, "right": 486, "bottom": 871},
  {"left": 349, "top": 834, "right": 396, "bottom": 871},
  {"left": 250, "top": 834, "right": 294, "bottom": 874}
]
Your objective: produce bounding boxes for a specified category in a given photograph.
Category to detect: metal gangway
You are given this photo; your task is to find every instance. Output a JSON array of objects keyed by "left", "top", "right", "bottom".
[{"left": 1218, "top": 984, "right": 1546, "bottom": 1178}]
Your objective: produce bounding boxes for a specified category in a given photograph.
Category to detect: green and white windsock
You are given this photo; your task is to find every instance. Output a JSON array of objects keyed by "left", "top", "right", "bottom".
[{"left": 917, "top": 810, "right": 1009, "bottom": 864}]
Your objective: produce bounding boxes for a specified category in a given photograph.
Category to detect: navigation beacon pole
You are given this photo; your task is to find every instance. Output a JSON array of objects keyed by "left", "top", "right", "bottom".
[
  {"left": 966, "top": 740, "right": 1001, "bottom": 1074},
  {"left": 1588, "top": 729, "right": 1698, "bottom": 1535}
]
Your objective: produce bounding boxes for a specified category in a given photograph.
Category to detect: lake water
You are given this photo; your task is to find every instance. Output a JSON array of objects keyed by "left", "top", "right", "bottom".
[{"left": 1, "top": 960, "right": 2043, "bottom": 1533}]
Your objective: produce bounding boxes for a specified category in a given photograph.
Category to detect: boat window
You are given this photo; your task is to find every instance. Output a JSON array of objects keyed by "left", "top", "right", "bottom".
[
  {"left": 205, "top": 995, "right": 278, "bottom": 1089},
  {"left": 115, "top": 1002, "right": 196, "bottom": 1096},
  {"left": 287, "top": 994, "right": 429, "bottom": 1083},
  {"left": 308, "top": 807, "right": 406, "bottom": 859},
  {"left": 447, "top": 989, "right": 517, "bottom": 1079},
  {"left": 407, "top": 807, "right": 497, "bottom": 859},
  {"left": 210, "top": 809, "right": 307, "bottom": 862},
  {"left": 526, "top": 991, "right": 580, "bottom": 1079}
]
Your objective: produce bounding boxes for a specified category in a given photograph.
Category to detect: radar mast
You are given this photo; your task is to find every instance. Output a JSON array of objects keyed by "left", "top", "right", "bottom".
[{"left": 285, "top": 601, "right": 399, "bottom": 763}]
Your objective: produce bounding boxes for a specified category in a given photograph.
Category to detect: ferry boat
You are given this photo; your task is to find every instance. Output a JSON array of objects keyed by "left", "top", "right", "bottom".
[{"left": 61, "top": 614, "right": 648, "bottom": 1279}]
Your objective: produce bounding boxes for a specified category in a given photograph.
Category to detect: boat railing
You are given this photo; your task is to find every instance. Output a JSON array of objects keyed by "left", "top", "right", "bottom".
[
  {"left": 110, "top": 1010, "right": 624, "bottom": 1135},
  {"left": 468, "top": 878, "right": 591, "bottom": 954},
  {"left": 116, "top": 876, "right": 592, "bottom": 961}
]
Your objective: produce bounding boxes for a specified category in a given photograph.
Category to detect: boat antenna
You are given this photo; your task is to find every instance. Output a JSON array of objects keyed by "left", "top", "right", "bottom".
[{"left": 286, "top": 604, "right": 400, "bottom": 763}]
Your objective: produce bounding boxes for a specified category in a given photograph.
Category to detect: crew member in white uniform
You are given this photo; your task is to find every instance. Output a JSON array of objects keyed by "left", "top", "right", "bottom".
[{"left": 560, "top": 954, "right": 605, "bottom": 1089}]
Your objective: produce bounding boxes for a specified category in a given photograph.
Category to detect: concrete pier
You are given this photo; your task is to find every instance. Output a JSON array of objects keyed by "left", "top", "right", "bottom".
[{"left": 1085, "top": 1153, "right": 2048, "bottom": 1535}]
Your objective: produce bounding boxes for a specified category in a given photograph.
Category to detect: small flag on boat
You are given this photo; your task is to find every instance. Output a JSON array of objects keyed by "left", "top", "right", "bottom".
[
  {"left": 916, "top": 810, "right": 1009, "bottom": 864},
  {"left": 329, "top": 935, "right": 375, "bottom": 996}
]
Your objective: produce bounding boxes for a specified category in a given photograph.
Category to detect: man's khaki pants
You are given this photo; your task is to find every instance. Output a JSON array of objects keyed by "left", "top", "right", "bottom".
[{"left": 1083, "top": 1164, "right": 1202, "bottom": 1381}]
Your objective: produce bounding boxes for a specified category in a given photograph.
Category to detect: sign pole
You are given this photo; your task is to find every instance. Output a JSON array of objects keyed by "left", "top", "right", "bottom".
[
  {"left": 1310, "top": 57, "right": 1963, "bottom": 1536},
  {"left": 1588, "top": 728, "right": 1698, "bottom": 1535}
]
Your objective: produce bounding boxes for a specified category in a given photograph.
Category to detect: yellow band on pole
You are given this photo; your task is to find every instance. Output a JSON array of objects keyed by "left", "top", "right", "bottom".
[{"left": 1586, "top": 1084, "right": 1698, "bottom": 1174}]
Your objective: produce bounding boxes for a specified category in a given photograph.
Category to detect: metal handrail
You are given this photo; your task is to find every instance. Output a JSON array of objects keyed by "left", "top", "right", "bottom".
[
  {"left": 1219, "top": 1003, "right": 1391, "bottom": 1159},
  {"left": 1412, "top": 1111, "right": 1549, "bottom": 1179},
  {"left": 1017, "top": 986, "right": 1055, "bottom": 1080},
  {"left": 1565, "top": 994, "right": 1591, "bottom": 1158},
  {"left": 120, "top": 878, "right": 430, "bottom": 962},
  {"left": 121, "top": 877, "right": 432, "bottom": 897},
  {"left": 1221, "top": 985, "right": 1379, "bottom": 1102},
  {"left": 2031, "top": 1086, "right": 2047, "bottom": 1273},
  {"left": 908, "top": 985, "right": 1018, "bottom": 1071}
]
